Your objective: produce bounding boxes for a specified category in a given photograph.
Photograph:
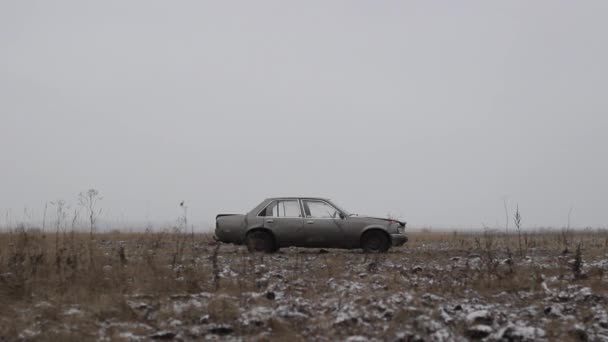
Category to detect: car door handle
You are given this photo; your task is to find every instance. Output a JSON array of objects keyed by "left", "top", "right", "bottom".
[
  {"left": 306, "top": 220, "right": 314, "bottom": 224},
  {"left": 266, "top": 219, "right": 274, "bottom": 223}
]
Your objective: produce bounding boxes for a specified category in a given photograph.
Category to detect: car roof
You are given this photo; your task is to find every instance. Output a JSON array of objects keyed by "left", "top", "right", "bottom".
[{"left": 266, "top": 197, "right": 330, "bottom": 201}]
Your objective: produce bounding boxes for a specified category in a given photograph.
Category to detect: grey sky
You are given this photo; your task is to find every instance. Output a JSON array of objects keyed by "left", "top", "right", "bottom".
[{"left": 1, "top": 1, "right": 607, "bottom": 230}]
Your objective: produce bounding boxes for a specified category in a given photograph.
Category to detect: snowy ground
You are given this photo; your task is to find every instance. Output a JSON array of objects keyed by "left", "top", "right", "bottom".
[{"left": 2, "top": 232, "right": 608, "bottom": 341}]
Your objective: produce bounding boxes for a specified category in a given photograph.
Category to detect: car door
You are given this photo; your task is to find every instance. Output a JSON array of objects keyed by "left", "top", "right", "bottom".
[
  {"left": 298, "top": 199, "right": 346, "bottom": 248},
  {"left": 261, "top": 199, "right": 304, "bottom": 247}
]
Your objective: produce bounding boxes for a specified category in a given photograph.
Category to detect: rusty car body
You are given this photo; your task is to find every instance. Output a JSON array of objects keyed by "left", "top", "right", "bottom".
[{"left": 215, "top": 197, "right": 407, "bottom": 253}]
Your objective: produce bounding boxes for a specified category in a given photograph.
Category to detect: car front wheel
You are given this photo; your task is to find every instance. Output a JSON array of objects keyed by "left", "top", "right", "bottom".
[
  {"left": 245, "top": 231, "right": 276, "bottom": 253},
  {"left": 361, "top": 230, "right": 390, "bottom": 253}
]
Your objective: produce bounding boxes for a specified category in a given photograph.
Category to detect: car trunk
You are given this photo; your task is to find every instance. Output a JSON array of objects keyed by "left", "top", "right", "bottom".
[{"left": 215, "top": 214, "right": 246, "bottom": 244}]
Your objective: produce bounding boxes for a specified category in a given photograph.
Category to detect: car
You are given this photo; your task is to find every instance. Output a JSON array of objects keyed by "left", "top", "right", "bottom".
[{"left": 215, "top": 197, "right": 408, "bottom": 253}]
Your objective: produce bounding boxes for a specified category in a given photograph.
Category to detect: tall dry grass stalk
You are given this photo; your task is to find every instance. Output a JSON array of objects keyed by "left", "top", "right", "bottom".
[{"left": 514, "top": 205, "right": 523, "bottom": 256}]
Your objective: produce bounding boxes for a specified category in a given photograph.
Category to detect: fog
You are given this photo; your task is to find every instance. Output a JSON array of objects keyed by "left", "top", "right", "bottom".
[{"left": 1, "top": 1, "right": 607, "bottom": 230}]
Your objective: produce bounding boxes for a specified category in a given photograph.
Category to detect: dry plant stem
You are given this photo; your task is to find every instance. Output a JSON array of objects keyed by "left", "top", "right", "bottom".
[
  {"left": 78, "top": 189, "right": 102, "bottom": 239},
  {"left": 212, "top": 242, "right": 221, "bottom": 291},
  {"left": 514, "top": 205, "right": 523, "bottom": 257},
  {"left": 42, "top": 202, "right": 48, "bottom": 233},
  {"left": 573, "top": 243, "right": 584, "bottom": 280}
]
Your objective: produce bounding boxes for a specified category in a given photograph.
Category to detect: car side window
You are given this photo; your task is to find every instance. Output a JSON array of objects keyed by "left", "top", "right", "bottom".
[
  {"left": 303, "top": 200, "right": 340, "bottom": 218},
  {"left": 260, "top": 200, "right": 302, "bottom": 217}
]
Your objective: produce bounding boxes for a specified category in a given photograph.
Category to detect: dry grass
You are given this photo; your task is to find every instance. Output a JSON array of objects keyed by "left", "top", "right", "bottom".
[{"left": 1, "top": 228, "right": 607, "bottom": 341}]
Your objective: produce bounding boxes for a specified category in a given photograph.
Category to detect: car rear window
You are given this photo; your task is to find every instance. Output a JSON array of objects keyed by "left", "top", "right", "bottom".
[{"left": 259, "top": 200, "right": 302, "bottom": 217}]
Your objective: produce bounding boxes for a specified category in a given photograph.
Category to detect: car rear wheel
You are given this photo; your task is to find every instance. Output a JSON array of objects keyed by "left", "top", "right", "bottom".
[
  {"left": 245, "top": 231, "right": 276, "bottom": 253},
  {"left": 361, "top": 230, "right": 390, "bottom": 253}
]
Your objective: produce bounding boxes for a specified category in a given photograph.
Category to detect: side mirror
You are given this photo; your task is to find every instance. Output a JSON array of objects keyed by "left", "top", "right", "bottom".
[{"left": 339, "top": 212, "right": 345, "bottom": 219}]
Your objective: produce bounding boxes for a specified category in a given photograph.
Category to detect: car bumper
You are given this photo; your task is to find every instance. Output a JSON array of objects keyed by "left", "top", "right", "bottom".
[{"left": 390, "top": 234, "right": 408, "bottom": 247}]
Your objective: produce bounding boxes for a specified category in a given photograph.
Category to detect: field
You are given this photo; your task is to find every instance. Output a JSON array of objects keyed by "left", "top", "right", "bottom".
[{"left": 1, "top": 228, "right": 608, "bottom": 341}]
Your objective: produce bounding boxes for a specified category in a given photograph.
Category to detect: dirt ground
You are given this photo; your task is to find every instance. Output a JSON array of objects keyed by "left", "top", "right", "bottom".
[{"left": 1, "top": 229, "right": 607, "bottom": 341}]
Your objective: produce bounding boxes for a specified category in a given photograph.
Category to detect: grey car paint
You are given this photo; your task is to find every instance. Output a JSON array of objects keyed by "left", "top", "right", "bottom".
[{"left": 215, "top": 197, "right": 408, "bottom": 250}]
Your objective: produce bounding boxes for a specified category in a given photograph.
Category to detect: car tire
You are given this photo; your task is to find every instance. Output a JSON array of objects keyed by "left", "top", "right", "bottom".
[
  {"left": 361, "top": 230, "right": 390, "bottom": 253},
  {"left": 245, "top": 231, "right": 276, "bottom": 253}
]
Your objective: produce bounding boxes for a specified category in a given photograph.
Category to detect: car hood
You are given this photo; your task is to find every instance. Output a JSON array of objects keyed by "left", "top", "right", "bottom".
[{"left": 349, "top": 215, "right": 406, "bottom": 228}]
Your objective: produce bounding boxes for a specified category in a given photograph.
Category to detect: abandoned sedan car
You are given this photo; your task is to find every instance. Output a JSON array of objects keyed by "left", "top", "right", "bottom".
[{"left": 215, "top": 197, "right": 407, "bottom": 253}]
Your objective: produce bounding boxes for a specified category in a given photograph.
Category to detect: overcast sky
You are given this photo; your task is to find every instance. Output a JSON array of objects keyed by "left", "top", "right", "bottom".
[{"left": 1, "top": 1, "right": 607, "bottom": 230}]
